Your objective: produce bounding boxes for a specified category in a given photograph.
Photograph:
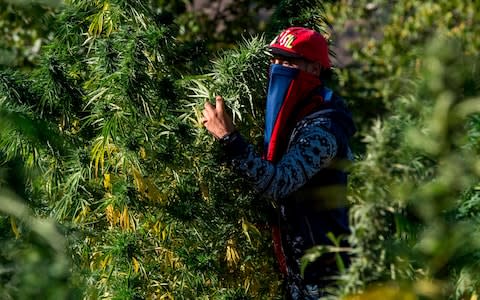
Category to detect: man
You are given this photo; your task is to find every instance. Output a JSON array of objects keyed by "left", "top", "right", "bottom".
[{"left": 202, "top": 27, "right": 356, "bottom": 299}]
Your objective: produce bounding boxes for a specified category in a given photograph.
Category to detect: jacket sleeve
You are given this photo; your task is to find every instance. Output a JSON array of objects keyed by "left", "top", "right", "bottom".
[{"left": 221, "top": 118, "right": 338, "bottom": 201}]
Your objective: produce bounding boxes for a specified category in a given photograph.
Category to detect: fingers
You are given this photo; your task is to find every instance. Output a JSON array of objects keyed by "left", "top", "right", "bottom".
[
  {"left": 215, "top": 95, "right": 225, "bottom": 113},
  {"left": 204, "top": 101, "right": 214, "bottom": 110},
  {"left": 202, "top": 95, "right": 225, "bottom": 125},
  {"left": 202, "top": 101, "right": 213, "bottom": 121},
  {"left": 201, "top": 112, "right": 208, "bottom": 124},
  {"left": 204, "top": 96, "right": 225, "bottom": 110}
]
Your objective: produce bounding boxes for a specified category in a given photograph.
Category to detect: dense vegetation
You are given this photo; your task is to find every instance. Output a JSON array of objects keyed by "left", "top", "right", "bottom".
[{"left": 1, "top": 0, "right": 479, "bottom": 299}]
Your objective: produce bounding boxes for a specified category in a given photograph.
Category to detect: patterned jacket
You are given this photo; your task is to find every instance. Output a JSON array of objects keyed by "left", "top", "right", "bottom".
[{"left": 220, "top": 90, "right": 355, "bottom": 290}]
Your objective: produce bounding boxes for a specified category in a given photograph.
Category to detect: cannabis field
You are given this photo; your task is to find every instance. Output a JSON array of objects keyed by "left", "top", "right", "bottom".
[{"left": 1, "top": 0, "right": 479, "bottom": 299}]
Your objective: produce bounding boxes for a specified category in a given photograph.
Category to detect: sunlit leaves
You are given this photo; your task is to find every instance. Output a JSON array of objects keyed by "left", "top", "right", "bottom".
[
  {"left": 87, "top": 1, "right": 114, "bottom": 37},
  {"left": 342, "top": 32, "right": 480, "bottom": 299},
  {"left": 225, "top": 238, "right": 240, "bottom": 269}
]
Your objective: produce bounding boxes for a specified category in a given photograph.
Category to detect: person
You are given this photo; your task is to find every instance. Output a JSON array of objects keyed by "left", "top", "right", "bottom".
[{"left": 202, "top": 27, "right": 356, "bottom": 299}]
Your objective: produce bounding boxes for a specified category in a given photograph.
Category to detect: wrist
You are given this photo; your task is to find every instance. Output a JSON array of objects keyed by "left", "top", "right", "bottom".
[
  {"left": 219, "top": 131, "right": 248, "bottom": 159},
  {"left": 219, "top": 130, "right": 239, "bottom": 146}
]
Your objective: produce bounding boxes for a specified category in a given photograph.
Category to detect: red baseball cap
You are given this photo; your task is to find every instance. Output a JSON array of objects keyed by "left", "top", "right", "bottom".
[{"left": 269, "top": 27, "right": 331, "bottom": 69}]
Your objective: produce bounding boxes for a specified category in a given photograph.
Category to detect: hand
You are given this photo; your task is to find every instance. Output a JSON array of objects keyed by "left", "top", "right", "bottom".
[{"left": 202, "top": 95, "right": 235, "bottom": 139}]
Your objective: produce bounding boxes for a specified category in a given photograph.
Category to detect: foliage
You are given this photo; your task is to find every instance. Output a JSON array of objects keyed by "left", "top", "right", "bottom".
[
  {"left": 0, "top": 0, "right": 310, "bottom": 298},
  {"left": 338, "top": 35, "right": 480, "bottom": 299},
  {"left": 324, "top": 0, "right": 480, "bottom": 134},
  {"left": 316, "top": 1, "right": 480, "bottom": 298},
  {"left": 0, "top": 0, "right": 60, "bottom": 67},
  {"left": 169, "top": 0, "right": 276, "bottom": 52},
  {"left": 1, "top": 0, "right": 480, "bottom": 299},
  {"left": 267, "top": 0, "right": 328, "bottom": 35},
  {"left": 0, "top": 170, "right": 81, "bottom": 299}
]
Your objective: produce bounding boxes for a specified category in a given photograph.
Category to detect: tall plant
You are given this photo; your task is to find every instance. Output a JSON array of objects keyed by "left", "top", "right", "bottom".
[
  {"left": 338, "top": 29, "right": 480, "bottom": 300},
  {"left": 1, "top": 0, "right": 332, "bottom": 298}
]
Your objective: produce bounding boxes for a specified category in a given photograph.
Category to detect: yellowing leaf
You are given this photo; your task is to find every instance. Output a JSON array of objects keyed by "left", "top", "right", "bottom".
[
  {"left": 132, "top": 257, "right": 140, "bottom": 273},
  {"left": 132, "top": 167, "right": 166, "bottom": 203},
  {"left": 133, "top": 168, "right": 146, "bottom": 194},
  {"left": 119, "top": 206, "right": 135, "bottom": 231},
  {"left": 152, "top": 220, "right": 162, "bottom": 234},
  {"left": 414, "top": 279, "right": 446, "bottom": 299},
  {"left": 225, "top": 239, "right": 240, "bottom": 269},
  {"left": 145, "top": 180, "right": 165, "bottom": 203},
  {"left": 100, "top": 254, "right": 112, "bottom": 271},
  {"left": 74, "top": 204, "right": 90, "bottom": 223},
  {"left": 159, "top": 293, "right": 174, "bottom": 300},
  {"left": 10, "top": 216, "right": 20, "bottom": 239},
  {"left": 241, "top": 217, "right": 261, "bottom": 246},
  {"left": 139, "top": 146, "right": 147, "bottom": 159},
  {"left": 91, "top": 137, "right": 117, "bottom": 177},
  {"left": 102, "top": 1, "right": 110, "bottom": 11},
  {"left": 103, "top": 172, "right": 112, "bottom": 190},
  {"left": 105, "top": 203, "right": 119, "bottom": 227},
  {"left": 343, "top": 285, "right": 417, "bottom": 300},
  {"left": 155, "top": 246, "right": 182, "bottom": 269},
  {"left": 200, "top": 181, "right": 209, "bottom": 201},
  {"left": 71, "top": 119, "right": 80, "bottom": 134},
  {"left": 89, "top": 251, "right": 102, "bottom": 271}
]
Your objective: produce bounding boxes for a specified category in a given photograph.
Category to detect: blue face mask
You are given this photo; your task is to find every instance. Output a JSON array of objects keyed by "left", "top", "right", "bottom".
[
  {"left": 264, "top": 64, "right": 300, "bottom": 153},
  {"left": 263, "top": 63, "right": 323, "bottom": 161}
]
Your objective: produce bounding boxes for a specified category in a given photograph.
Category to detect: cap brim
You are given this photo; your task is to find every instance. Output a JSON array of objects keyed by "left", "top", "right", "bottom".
[{"left": 268, "top": 47, "right": 302, "bottom": 59}]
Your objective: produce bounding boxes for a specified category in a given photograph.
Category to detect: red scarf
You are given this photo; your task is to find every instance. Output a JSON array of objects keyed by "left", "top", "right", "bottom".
[{"left": 264, "top": 64, "right": 326, "bottom": 275}]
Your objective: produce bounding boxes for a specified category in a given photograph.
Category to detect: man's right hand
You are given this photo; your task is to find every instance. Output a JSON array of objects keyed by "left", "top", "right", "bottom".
[{"left": 201, "top": 95, "right": 235, "bottom": 139}]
